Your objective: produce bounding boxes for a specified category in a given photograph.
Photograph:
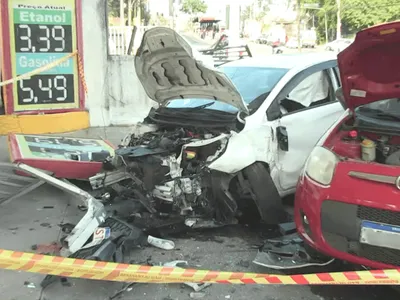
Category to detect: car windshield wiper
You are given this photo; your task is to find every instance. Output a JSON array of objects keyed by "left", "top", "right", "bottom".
[{"left": 187, "top": 101, "right": 215, "bottom": 110}]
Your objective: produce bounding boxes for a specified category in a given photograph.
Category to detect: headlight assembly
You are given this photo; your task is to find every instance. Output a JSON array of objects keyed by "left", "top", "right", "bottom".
[{"left": 305, "top": 146, "right": 339, "bottom": 186}]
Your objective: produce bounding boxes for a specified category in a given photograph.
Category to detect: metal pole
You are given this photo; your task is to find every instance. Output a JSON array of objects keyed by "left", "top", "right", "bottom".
[
  {"left": 127, "top": 25, "right": 137, "bottom": 55},
  {"left": 325, "top": 11, "right": 328, "bottom": 43},
  {"left": 120, "top": 0, "right": 125, "bottom": 27},
  {"left": 128, "top": 0, "right": 132, "bottom": 27},
  {"left": 336, "top": 0, "right": 341, "bottom": 39},
  {"left": 297, "top": 0, "right": 301, "bottom": 51}
]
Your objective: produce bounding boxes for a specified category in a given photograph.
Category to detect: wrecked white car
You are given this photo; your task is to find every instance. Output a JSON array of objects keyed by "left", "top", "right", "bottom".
[{"left": 89, "top": 27, "right": 345, "bottom": 230}]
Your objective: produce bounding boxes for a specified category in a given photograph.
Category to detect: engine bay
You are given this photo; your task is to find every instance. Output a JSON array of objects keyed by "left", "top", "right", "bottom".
[
  {"left": 89, "top": 125, "right": 243, "bottom": 229},
  {"left": 324, "top": 117, "right": 400, "bottom": 166}
]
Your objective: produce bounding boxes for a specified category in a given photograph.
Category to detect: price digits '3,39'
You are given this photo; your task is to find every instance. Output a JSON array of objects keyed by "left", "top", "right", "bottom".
[
  {"left": 17, "top": 75, "right": 74, "bottom": 105},
  {"left": 15, "top": 24, "right": 72, "bottom": 53}
]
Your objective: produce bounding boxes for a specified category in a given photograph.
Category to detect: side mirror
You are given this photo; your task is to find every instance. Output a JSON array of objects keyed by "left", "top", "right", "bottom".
[{"left": 277, "top": 126, "right": 289, "bottom": 151}]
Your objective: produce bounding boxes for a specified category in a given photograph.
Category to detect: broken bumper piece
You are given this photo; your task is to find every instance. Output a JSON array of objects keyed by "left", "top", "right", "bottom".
[
  {"left": 42, "top": 217, "right": 146, "bottom": 288},
  {"left": 13, "top": 163, "right": 111, "bottom": 256},
  {"left": 253, "top": 233, "right": 334, "bottom": 270}
]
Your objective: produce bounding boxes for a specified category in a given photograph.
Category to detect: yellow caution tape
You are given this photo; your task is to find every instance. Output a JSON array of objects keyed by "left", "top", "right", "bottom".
[{"left": 0, "top": 249, "right": 399, "bottom": 285}]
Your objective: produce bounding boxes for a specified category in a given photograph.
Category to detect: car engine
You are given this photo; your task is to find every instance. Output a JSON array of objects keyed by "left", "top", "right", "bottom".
[
  {"left": 374, "top": 135, "right": 400, "bottom": 165},
  {"left": 90, "top": 126, "right": 235, "bottom": 227}
]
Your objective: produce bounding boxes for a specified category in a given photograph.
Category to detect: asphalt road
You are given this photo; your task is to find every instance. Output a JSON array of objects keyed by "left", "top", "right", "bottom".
[
  {"left": 0, "top": 129, "right": 398, "bottom": 300},
  {"left": 181, "top": 33, "right": 213, "bottom": 50},
  {"left": 181, "top": 33, "right": 324, "bottom": 57}
]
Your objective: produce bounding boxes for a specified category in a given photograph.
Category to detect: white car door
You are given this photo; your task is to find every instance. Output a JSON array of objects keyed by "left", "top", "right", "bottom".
[{"left": 272, "top": 62, "right": 344, "bottom": 191}]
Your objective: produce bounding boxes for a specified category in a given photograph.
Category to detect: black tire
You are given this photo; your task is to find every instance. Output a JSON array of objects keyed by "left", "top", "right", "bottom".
[{"left": 242, "top": 162, "right": 286, "bottom": 225}]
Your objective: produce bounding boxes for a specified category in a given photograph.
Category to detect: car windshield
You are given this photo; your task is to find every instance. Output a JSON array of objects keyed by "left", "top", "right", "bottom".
[
  {"left": 166, "top": 66, "right": 289, "bottom": 113},
  {"left": 356, "top": 98, "right": 400, "bottom": 120}
]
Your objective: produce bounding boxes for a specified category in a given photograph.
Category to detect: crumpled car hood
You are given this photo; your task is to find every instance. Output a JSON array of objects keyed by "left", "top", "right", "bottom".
[
  {"left": 135, "top": 27, "right": 249, "bottom": 114},
  {"left": 338, "top": 21, "right": 400, "bottom": 110}
]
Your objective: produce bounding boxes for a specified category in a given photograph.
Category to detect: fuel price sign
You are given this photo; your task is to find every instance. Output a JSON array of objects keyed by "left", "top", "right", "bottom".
[{"left": 8, "top": 0, "right": 81, "bottom": 112}]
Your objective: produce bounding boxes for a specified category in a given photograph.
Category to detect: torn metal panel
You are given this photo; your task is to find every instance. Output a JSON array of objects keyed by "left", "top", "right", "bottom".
[
  {"left": 62, "top": 198, "right": 107, "bottom": 254},
  {"left": 0, "top": 162, "right": 107, "bottom": 255},
  {"left": 17, "top": 163, "right": 93, "bottom": 204},
  {"left": 11, "top": 163, "right": 107, "bottom": 255},
  {"left": 89, "top": 170, "right": 131, "bottom": 190},
  {"left": 0, "top": 162, "right": 50, "bottom": 205},
  {"left": 253, "top": 233, "right": 335, "bottom": 270},
  {"left": 42, "top": 217, "right": 146, "bottom": 289}
]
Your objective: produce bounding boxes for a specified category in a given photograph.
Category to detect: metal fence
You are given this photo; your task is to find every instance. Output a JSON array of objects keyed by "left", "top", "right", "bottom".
[{"left": 108, "top": 26, "right": 155, "bottom": 55}]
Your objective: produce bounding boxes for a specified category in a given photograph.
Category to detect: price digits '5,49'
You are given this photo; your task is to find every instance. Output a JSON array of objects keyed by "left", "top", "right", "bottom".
[
  {"left": 15, "top": 24, "right": 72, "bottom": 53},
  {"left": 17, "top": 75, "right": 74, "bottom": 105}
]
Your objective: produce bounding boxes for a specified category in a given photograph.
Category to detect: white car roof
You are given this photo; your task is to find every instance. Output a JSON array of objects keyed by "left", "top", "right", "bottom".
[{"left": 221, "top": 53, "right": 337, "bottom": 70}]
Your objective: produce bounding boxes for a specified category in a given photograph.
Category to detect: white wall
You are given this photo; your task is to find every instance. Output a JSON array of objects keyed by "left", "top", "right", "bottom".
[
  {"left": 107, "top": 56, "right": 156, "bottom": 126},
  {"left": 82, "top": 0, "right": 154, "bottom": 127}
]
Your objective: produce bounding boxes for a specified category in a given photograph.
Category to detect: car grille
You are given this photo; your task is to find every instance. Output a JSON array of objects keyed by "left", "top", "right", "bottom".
[
  {"left": 321, "top": 200, "right": 400, "bottom": 266},
  {"left": 352, "top": 244, "right": 400, "bottom": 266},
  {"left": 357, "top": 206, "right": 400, "bottom": 226}
]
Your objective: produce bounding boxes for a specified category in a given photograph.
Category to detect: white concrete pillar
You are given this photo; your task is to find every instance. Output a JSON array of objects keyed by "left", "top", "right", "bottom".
[
  {"left": 228, "top": 3, "right": 240, "bottom": 39},
  {"left": 82, "top": 0, "right": 109, "bottom": 126}
]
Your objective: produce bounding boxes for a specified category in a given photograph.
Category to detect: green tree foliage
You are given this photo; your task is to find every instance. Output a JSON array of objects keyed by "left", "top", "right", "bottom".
[
  {"left": 313, "top": 0, "right": 400, "bottom": 41},
  {"left": 181, "top": 0, "right": 208, "bottom": 14},
  {"left": 107, "top": 0, "right": 150, "bottom": 25},
  {"left": 340, "top": 0, "right": 400, "bottom": 32}
]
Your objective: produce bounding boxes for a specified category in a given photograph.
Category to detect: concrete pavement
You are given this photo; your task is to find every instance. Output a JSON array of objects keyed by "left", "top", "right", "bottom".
[{"left": 0, "top": 128, "right": 397, "bottom": 300}]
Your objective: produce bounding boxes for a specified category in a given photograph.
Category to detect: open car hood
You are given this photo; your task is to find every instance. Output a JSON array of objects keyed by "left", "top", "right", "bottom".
[
  {"left": 135, "top": 27, "right": 249, "bottom": 114},
  {"left": 338, "top": 21, "right": 400, "bottom": 110}
]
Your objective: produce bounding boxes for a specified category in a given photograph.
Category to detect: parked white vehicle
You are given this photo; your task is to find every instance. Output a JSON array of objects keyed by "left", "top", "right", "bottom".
[
  {"left": 90, "top": 28, "right": 345, "bottom": 230},
  {"left": 325, "top": 38, "right": 353, "bottom": 52},
  {"left": 285, "top": 37, "right": 299, "bottom": 49}
]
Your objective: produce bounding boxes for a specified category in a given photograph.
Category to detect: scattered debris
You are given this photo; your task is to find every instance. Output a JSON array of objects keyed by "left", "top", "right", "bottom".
[
  {"left": 41, "top": 217, "right": 146, "bottom": 289},
  {"left": 225, "top": 295, "right": 231, "bottom": 299},
  {"left": 237, "top": 260, "right": 250, "bottom": 268},
  {"left": 185, "top": 282, "right": 212, "bottom": 292},
  {"left": 190, "top": 292, "right": 206, "bottom": 299},
  {"left": 40, "top": 223, "right": 52, "bottom": 228},
  {"left": 253, "top": 233, "right": 335, "bottom": 269},
  {"left": 163, "top": 260, "right": 188, "bottom": 267},
  {"left": 278, "top": 222, "right": 297, "bottom": 235},
  {"left": 77, "top": 204, "right": 88, "bottom": 212},
  {"left": 24, "top": 281, "right": 36, "bottom": 289},
  {"left": 59, "top": 223, "right": 75, "bottom": 234},
  {"left": 42, "top": 206, "right": 54, "bottom": 209},
  {"left": 147, "top": 235, "right": 175, "bottom": 250},
  {"left": 160, "top": 261, "right": 212, "bottom": 292},
  {"left": 31, "top": 242, "right": 61, "bottom": 255},
  {"left": 109, "top": 282, "right": 137, "bottom": 300},
  {"left": 60, "top": 277, "right": 72, "bottom": 287}
]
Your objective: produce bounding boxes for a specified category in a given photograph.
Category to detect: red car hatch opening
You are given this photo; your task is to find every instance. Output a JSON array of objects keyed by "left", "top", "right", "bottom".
[{"left": 338, "top": 21, "right": 400, "bottom": 110}]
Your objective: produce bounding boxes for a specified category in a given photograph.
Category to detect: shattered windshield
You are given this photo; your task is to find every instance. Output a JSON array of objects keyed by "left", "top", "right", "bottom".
[{"left": 166, "top": 66, "right": 289, "bottom": 113}]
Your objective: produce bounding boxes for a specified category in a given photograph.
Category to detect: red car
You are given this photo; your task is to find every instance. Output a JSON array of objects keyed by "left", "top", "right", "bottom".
[{"left": 294, "top": 21, "right": 400, "bottom": 269}]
